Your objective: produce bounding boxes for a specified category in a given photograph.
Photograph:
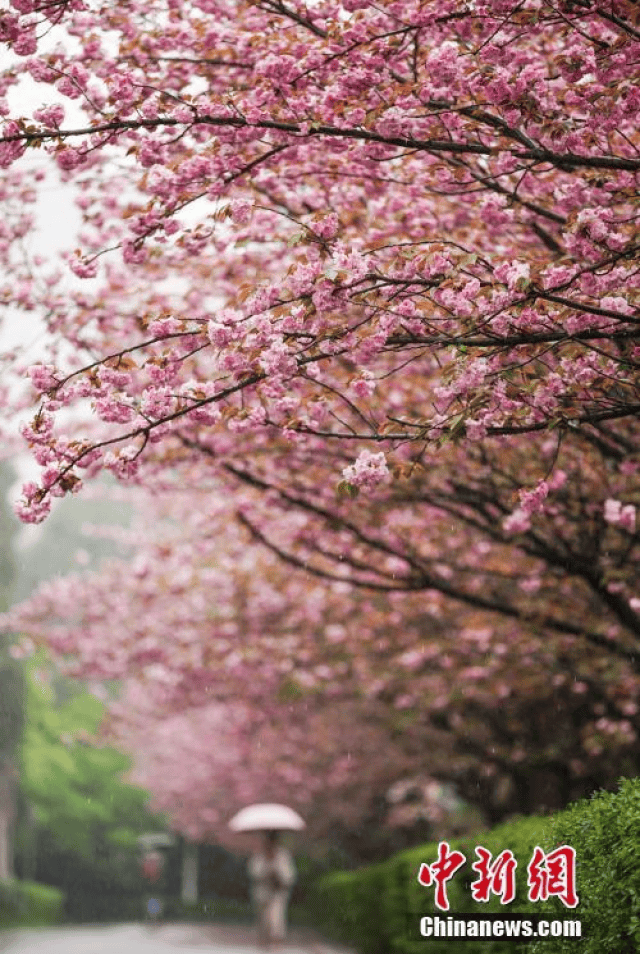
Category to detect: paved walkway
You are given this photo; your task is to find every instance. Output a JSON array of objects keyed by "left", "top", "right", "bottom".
[{"left": 0, "top": 922, "right": 355, "bottom": 954}]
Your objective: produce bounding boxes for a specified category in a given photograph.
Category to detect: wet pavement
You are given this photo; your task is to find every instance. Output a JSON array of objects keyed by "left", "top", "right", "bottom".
[{"left": 0, "top": 922, "right": 353, "bottom": 954}]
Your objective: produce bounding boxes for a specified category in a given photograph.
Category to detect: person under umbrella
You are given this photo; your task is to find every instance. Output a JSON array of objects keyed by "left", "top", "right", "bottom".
[
  {"left": 229, "top": 803, "right": 305, "bottom": 949},
  {"left": 249, "top": 829, "right": 296, "bottom": 948}
]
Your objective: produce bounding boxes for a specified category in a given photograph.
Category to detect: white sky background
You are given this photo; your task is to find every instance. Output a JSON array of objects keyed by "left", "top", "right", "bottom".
[{"left": 1, "top": 29, "right": 84, "bottom": 361}]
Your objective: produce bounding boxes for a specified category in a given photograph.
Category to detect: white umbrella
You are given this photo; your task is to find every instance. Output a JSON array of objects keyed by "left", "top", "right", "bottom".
[{"left": 229, "top": 803, "right": 306, "bottom": 832}]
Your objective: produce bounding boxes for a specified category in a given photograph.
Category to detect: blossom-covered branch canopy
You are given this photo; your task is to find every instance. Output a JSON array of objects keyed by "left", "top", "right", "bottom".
[{"left": 0, "top": 0, "right": 637, "bottom": 523}]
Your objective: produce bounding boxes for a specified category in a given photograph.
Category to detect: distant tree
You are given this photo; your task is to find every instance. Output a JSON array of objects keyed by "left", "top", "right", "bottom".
[
  {"left": 19, "top": 659, "right": 157, "bottom": 858},
  {"left": 14, "top": 657, "right": 166, "bottom": 918}
]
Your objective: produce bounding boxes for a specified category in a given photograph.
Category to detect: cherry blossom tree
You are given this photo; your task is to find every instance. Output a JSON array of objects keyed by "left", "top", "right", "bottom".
[
  {"left": 0, "top": 0, "right": 637, "bottom": 518},
  {"left": 4, "top": 484, "right": 639, "bottom": 857},
  {"left": 0, "top": 0, "right": 639, "bottom": 852}
]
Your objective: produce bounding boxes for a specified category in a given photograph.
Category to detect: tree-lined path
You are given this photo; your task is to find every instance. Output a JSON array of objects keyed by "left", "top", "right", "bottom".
[{"left": 1, "top": 0, "right": 639, "bottom": 857}]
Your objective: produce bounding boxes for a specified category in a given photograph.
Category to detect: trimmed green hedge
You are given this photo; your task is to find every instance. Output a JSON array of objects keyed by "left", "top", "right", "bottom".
[
  {"left": 310, "top": 814, "right": 554, "bottom": 954},
  {"left": 528, "top": 777, "right": 640, "bottom": 954},
  {"left": 309, "top": 778, "right": 640, "bottom": 954},
  {"left": 0, "top": 878, "right": 65, "bottom": 928},
  {"left": 311, "top": 863, "right": 391, "bottom": 954}
]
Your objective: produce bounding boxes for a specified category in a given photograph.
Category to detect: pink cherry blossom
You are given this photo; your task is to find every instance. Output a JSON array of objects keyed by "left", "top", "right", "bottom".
[{"left": 342, "top": 450, "right": 389, "bottom": 491}]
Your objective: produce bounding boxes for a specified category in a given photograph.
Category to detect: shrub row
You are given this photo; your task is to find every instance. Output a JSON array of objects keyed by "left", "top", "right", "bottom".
[
  {"left": 308, "top": 777, "right": 640, "bottom": 954},
  {"left": 0, "top": 878, "right": 65, "bottom": 928}
]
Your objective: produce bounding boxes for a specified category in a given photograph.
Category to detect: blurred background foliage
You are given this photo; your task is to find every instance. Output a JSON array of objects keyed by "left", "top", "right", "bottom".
[
  {"left": 14, "top": 655, "right": 168, "bottom": 921},
  {"left": 0, "top": 461, "right": 168, "bottom": 921},
  {"left": 19, "top": 657, "right": 156, "bottom": 858}
]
